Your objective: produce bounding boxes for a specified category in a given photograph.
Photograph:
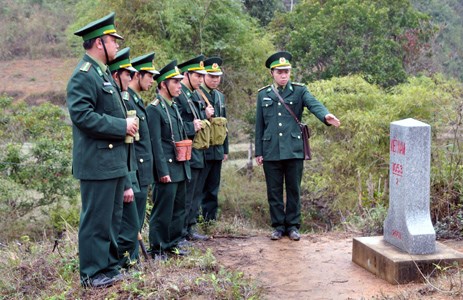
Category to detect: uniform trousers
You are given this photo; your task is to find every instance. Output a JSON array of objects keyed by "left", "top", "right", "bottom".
[
  {"left": 263, "top": 159, "right": 303, "bottom": 233},
  {"left": 117, "top": 199, "right": 139, "bottom": 268},
  {"left": 200, "top": 160, "right": 223, "bottom": 221},
  {"left": 130, "top": 185, "right": 149, "bottom": 261},
  {"left": 183, "top": 167, "right": 203, "bottom": 237},
  {"left": 79, "top": 177, "right": 125, "bottom": 280},
  {"left": 149, "top": 181, "right": 186, "bottom": 253}
]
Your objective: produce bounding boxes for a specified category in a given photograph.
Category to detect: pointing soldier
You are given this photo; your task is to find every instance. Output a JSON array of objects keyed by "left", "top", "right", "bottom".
[{"left": 255, "top": 51, "right": 340, "bottom": 241}]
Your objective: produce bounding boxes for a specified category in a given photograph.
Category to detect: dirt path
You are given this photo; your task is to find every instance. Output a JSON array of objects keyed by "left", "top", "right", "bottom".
[{"left": 205, "top": 232, "right": 460, "bottom": 299}]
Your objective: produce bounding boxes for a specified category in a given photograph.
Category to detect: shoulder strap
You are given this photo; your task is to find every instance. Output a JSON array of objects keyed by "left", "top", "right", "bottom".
[
  {"left": 271, "top": 85, "right": 301, "bottom": 125},
  {"left": 160, "top": 98, "right": 176, "bottom": 143}
]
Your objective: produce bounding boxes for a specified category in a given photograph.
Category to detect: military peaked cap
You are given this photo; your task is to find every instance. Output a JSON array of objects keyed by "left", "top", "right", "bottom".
[
  {"left": 203, "top": 57, "right": 223, "bottom": 75},
  {"left": 154, "top": 60, "right": 184, "bottom": 84},
  {"left": 178, "top": 55, "right": 207, "bottom": 75},
  {"left": 108, "top": 47, "right": 137, "bottom": 73},
  {"left": 74, "top": 12, "right": 123, "bottom": 41},
  {"left": 131, "top": 52, "right": 159, "bottom": 75},
  {"left": 265, "top": 51, "right": 292, "bottom": 69}
]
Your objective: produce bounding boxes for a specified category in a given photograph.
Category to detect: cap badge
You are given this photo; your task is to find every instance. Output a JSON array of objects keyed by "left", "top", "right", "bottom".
[
  {"left": 199, "top": 61, "right": 204, "bottom": 68},
  {"left": 212, "top": 63, "right": 219, "bottom": 69},
  {"left": 279, "top": 57, "right": 286, "bottom": 64}
]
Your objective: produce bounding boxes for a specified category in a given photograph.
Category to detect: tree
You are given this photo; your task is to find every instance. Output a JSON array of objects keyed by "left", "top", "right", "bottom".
[
  {"left": 411, "top": 0, "right": 463, "bottom": 81},
  {"left": 69, "top": 0, "right": 275, "bottom": 120},
  {"left": 242, "top": 0, "right": 285, "bottom": 26},
  {"left": 269, "top": 0, "right": 435, "bottom": 87}
]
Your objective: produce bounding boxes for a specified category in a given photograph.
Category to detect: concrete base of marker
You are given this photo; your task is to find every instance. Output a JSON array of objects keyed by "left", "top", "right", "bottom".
[{"left": 352, "top": 236, "right": 463, "bottom": 284}]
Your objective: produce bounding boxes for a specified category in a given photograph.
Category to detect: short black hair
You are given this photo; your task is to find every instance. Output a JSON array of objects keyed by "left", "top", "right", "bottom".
[{"left": 83, "top": 37, "right": 98, "bottom": 50}]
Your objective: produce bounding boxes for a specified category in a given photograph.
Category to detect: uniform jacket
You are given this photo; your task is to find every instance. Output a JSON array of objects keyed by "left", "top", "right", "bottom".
[
  {"left": 66, "top": 54, "right": 129, "bottom": 180},
  {"left": 127, "top": 88, "right": 154, "bottom": 187},
  {"left": 255, "top": 81, "right": 330, "bottom": 161},
  {"left": 198, "top": 85, "right": 229, "bottom": 161},
  {"left": 175, "top": 83, "right": 207, "bottom": 169},
  {"left": 146, "top": 95, "right": 191, "bottom": 183}
]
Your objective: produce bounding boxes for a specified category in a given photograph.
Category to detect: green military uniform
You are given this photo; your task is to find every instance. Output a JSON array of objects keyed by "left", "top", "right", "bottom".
[
  {"left": 107, "top": 47, "right": 143, "bottom": 268},
  {"left": 175, "top": 55, "right": 209, "bottom": 239},
  {"left": 255, "top": 51, "right": 330, "bottom": 236},
  {"left": 66, "top": 13, "right": 127, "bottom": 285},
  {"left": 197, "top": 57, "right": 228, "bottom": 222},
  {"left": 146, "top": 61, "right": 191, "bottom": 255},
  {"left": 126, "top": 53, "right": 158, "bottom": 261}
]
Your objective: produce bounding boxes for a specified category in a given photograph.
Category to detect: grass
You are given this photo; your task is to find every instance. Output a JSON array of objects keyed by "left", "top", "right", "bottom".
[{"left": 0, "top": 224, "right": 263, "bottom": 299}]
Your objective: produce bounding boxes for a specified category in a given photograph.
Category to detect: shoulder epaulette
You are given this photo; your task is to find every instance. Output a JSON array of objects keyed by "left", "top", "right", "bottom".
[
  {"left": 292, "top": 82, "right": 305, "bottom": 86},
  {"left": 79, "top": 62, "right": 92, "bottom": 72},
  {"left": 122, "top": 91, "right": 130, "bottom": 101},
  {"left": 151, "top": 99, "right": 160, "bottom": 106},
  {"left": 258, "top": 85, "right": 270, "bottom": 92}
]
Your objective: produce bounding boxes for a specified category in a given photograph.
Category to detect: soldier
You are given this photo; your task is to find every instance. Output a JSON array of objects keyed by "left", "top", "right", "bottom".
[
  {"left": 127, "top": 52, "right": 158, "bottom": 260},
  {"left": 108, "top": 47, "right": 142, "bottom": 269},
  {"left": 197, "top": 57, "right": 228, "bottom": 222},
  {"left": 255, "top": 51, "right": 340, "bottom": 241},
  {"left": 67, "top": 13, "right": 138, "bottom": 288},
  {"left": 146, "top": 61, "right": 191, "bottom": 258},
  {"left": 175, "top": 55, "right": 213, "bottom": 241}
]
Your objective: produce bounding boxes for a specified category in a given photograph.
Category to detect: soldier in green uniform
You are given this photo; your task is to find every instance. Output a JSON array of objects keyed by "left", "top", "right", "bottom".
[
  {"left": 146, "top": 61, "right": 191, "bottom": 258},
  {"left": 108, "top": 47, "right": 142, "bottom": 269},
  {"left": 175, "top": 55, "right": 213, "bottom": 241},
  {"left": 66, "top": 13, "right": 139, "bottom": 288},
  {"left": 255, "top": 51, "right": 340, "bottom": 241},
  {"left": 126, "top": 52, "right": 158, "bottom": 260},
  {"left": 197, "top": 57, "right": 228, "bottom": 222}
]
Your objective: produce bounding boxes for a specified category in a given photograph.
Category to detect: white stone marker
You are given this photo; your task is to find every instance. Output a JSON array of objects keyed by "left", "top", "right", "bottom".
[{"left": 383, "top": 118, "right": 436, "bottom": 254}]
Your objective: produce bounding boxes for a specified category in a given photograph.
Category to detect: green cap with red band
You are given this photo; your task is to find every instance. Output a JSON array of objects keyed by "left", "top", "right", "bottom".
[{"left": 74, "top": 12, "right": 123, "bottom": 41}]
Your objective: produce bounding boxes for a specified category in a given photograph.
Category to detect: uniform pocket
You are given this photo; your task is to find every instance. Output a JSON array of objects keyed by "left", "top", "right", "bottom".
[
  {"left": 102, "top": 86, "right": 119, "bottom": 112},
  {"left": 96, "top": 140, "right": 126, "bottom": 171},
  {"left": 261, "top": 98, "right": 274, "bottom": 116},
  {"left": 290, "top": 132, "right": 303, "bottom": 153}
]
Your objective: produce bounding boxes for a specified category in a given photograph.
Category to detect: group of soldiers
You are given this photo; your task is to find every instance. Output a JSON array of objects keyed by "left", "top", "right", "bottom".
[
  {"left": 67, "top": 13, "right": 228, "bottom": 288},
  {"left": 67, "top": 10, "right": 341, "bottom": 289}
]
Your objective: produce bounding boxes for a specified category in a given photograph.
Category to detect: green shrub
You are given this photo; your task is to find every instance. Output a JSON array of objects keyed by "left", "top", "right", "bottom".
[{"left": 0, "top": 96, "right": 78, "bottom": 241}]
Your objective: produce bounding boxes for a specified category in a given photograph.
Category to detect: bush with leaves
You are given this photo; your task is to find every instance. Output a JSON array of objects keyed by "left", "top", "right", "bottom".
[
  {"left": 0, "top": 96, "right": 78, "bottom": 241},
  {"left": 301, "top": 74, "right": 463, "bottom": 235}
]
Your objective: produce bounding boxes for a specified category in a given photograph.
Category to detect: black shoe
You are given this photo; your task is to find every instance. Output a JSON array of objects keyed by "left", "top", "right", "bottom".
[
  {"left": 270, "top": 230, "right": 283, "bottom": 240},
  {"left": 153, "top": 253, "right": 169, "bottom": 261},
  {"left": 288, "top": 230, "right": 300, "bottom": 241},
  {"left": 188, "top": 232, "right": 209, "bottom": 241},
  {"left": 112, "top": 272, "right": 126, "bottom": 282},
  {"left": 178, "top": 239, "right": 193, "bottom": 248},
  {"left": 82, "top": 273, "right": 115, "bottom": 288}
]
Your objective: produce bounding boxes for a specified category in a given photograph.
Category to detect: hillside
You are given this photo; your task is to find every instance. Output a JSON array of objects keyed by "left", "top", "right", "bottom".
[{"left": 2, "top": 58, "right": 463, "bottom": 299}]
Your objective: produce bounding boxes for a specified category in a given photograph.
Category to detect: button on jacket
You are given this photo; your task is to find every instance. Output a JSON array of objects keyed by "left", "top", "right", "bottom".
[{"left": 67, "top": 54, "right": 128, "bottom": 180}]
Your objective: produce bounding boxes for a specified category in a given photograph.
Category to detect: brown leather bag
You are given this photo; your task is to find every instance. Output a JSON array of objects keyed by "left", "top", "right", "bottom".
[{"left": 272, "top": 86, "right": 312, "bottom": 160}]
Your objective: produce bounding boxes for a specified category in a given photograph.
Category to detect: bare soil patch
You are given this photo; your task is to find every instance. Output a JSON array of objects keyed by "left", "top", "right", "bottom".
[
  {"left": 1, "top": 58, "right": 77, "bottom": 105},
  {"left": 205, "top": 232, "right": 463, "bottom": 299}
]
